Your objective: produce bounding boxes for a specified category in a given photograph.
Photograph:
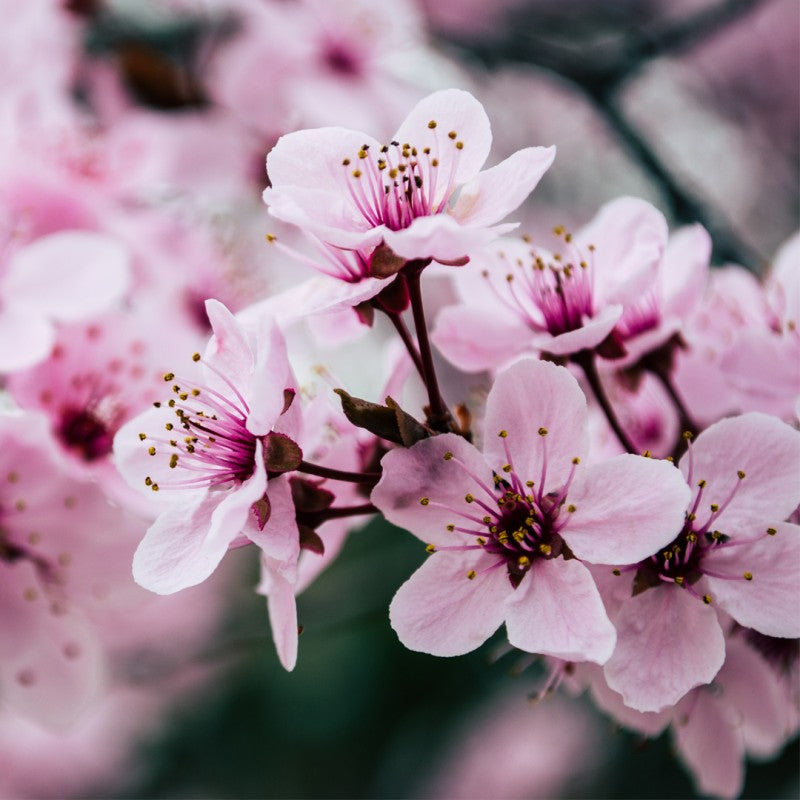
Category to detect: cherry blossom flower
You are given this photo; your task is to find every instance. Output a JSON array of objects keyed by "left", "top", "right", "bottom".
[
  {"left": 263, "top": 88, "right": 555, "bottom": 279},
  {"left": 113, "top": 299, "right": 296, "bottom": 594},
  {"left": 581, "top": 630, "right": 797, "bottom": 799},
  {"left": 433, "top": 197, "right": 674, "bottom": 370},
  {"left": 601, "top": 412, "right": 800, "bottom": 712},
  {"left": 372, "top": 358, "right": 690, "bottom": 662}
]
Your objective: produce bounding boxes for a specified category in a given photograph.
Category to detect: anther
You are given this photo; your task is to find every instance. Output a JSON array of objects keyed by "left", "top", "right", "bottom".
[
  {"left": 446, "top": 524, "right": 455, "bottom": 532},
  {"left": 572, "top": 457, "right": 580, "bottom": 464},
  {"left": 148, "top": 446, "right": 156, "bottom": 456},
  {"left": 443, "top": 451, "right": 453, "bottom": 460},
  {"left": 498, "top": 430, "right": 508, "bottom": 438},
  {"left": 467, "top": 570, "right": 476, "bottom": 580},
  {"left": 767, "top": 527, "right": 777, "bottom": 536},
  {"left": 737, "top": 470, "right": 746, "bottom": 480},
  {"left": 743, "top": 572, "right": 753, "bottom": 581},
  {"left": 163, "top": 372, "right": 175, "bottom": 382},
  {"left": 518, "top": 556, "right": 531, "bottom": 568},
  {"left": 538, "top": 427, "right": 548, "bottom": 436},
  {"left": 567, "top": 504, "right": 576, "bottom": 513},
  {"left": 427, "top": 120, "right": 437, "bottom": 129},
  {"left": 703, "top": 594, "right": 713, "bottom": 605},
  {"left": 192, "top": 353, "right": 201, "bottom": 362},
  {"left": 138, "top": 433, "right": 146, "bottom": 441},
  {"left": 464, "top": 494, "right": 474, "bottom": 503},
  {"left": 612, "top": 569, "right": 621, "bottom": 576},
  {"left": 448, "top": 131, "right": 457, "bottom": 140},
  {"left": 419, "top": 497, "right": 429, "bottom": 506},
  {"left": 538, "top": 543, "right": 552, "bottom": 556},
  {"left": 425, "top": 544, "right": 436, "bottom": 554}
]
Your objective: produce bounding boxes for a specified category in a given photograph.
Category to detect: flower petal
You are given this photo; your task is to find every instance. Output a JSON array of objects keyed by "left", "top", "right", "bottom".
[
  {"left": 451, "top": 146, "right": 556, "bottom": 227},
  {"left": 372, "top": 433, "right": 496, "bottom": 547},
  {"left": 505, "top": 558, "right": 616, "bottom": 664},
  {"left": 389, "top": 551, "right": 509, "bottom": 656},
  {"left": 381, "top": 213, "right": 498, "bottom": 262},
  {"left": 705, "top": 522, "right": 800, "bottom": 637},
  {"left": 563, "top": 454, "right": 691, "bottom": 565},
  {"left": 432, "top": 304, "right": 530, "bottom": 372},
  {"left": 0, "top": 305, "right": 53, "bottom": 373},
  {"left": 392, "top": 89, "right": 492, "bottom": 191},
  {"left": 483, "top": 358, "right": 588, "bottom": 491},
  {"left": 679, "top": 412, "right": 800, "bottom": 533},
  {"left": 604, "top": 585, "right": 725, "bottom": 712},
  {"left": 4, "top": 231, "right": 130, "bottom": 321},
  {"left": 259, "top": 564, "right": 298, "bottom": 672}
]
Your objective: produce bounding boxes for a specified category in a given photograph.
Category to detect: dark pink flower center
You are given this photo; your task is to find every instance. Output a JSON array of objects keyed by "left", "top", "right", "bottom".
[
  {"left": 140, "top": 357, "right": 257, "bottom": 493},
  {"left": 421, "top": 430, "right": 580, "bottom": 589},
  {"left": 342, "top": 126, "right": 464, "bottom": 233},
  {"left": 58, "top": 407, "right": 114, "bottom": 461},
  {"left": 483, "top": 229, "right": 596, "bottom": 337}
]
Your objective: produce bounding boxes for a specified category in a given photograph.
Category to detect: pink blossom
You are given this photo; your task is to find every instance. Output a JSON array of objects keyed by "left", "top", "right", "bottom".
[
  {"left": 0, "top": 412, "right": 148, "bottom": 729},
  {"left": 263, "top": 88, "right": 555, "bottom": 273},
  {"left": 582, "top": 630, "right": 797, "bottom": 799},
  {"left": 601, "top": 412, "right": 800, "bottom": 712},
  {"left": 433, "top": 197, "right": 680, "bottom": 370},
  {"left": 372, "top": 358, "right": 690, "bottom": 662},
  {"left": 113, "top": 299, "right": 296, "bottom": 594}
]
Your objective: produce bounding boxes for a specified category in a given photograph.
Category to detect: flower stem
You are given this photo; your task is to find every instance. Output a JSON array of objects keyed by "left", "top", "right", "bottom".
[
  {"left": 573, "top": 350, "right": 637, "bottom": 454},
  {"left": 320, "top": 502, "right": 378, "bottom": 520},
  {"left": 648, "top": 364, "right": 697, "bottom": 440},
  {"left": 405, "top": 263, "right": 452, "bottom": 432},
  {"left": 382, "top": 308, "right": 425, "bottom": 380},
  {"left": 297, "top": 460, "right": 380, "bottom": 485}
]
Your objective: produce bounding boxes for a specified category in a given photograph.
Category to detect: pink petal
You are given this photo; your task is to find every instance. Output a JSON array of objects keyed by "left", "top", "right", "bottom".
[
  {"left": 381, "top": 213, "right": 499, "bottom": 262},
  {"left": 133, "top": 441, "right": 267, "bottom": 593},
  {"left": 372, "top": 433, "right": 496, "bottom": 547},
  {"left": 0, "top": 305, "right": 53, "bottom": 373},
  {"left": 266, "top": 126, "right": 381, "bottom": 195},
  {"left": 0, "top": 610, "right": 103, "bottom": 731},
  {"left": 578, "top": 197, "right": 668, "bottom": 304},
  {"left": 432, "top": 304, "right": 530, "bottom": 372},
  {"left": 483, "top": 358, "right": 588, "bottom": 491},
  {"left": 673, "top": 686, "right": 744, "bottom": 799},
  {"left": 392, "top": 89, "right": 492, "bottom": 192},
  {"left": 679, "top": 412, "right": 800, "bottom": 533},
  {"left": 661, "top": 224, "right": 711, "bottom": 318},
  {"left": 505, "top": 558, "right": 616, "bottom": 664},
  {"left": 389, "top": 551, "right": 510, "bottom": 656},
  {"left": 259, "top": 565, "right": 299, "bottom": 672},
  {"left": 533, "top": 304, "right": 623, "bottom": 356},
  {"left": 247, "top": 475, "right": 300, "bottom": 571},
  {"left": 563, "top": 454, "right": 691, "bottom": 565},
  {"left": 204, "top": 299, "right": 255, "bottom": 397},
  {"left": 3, "top": 231, "right": 130, "bottom": 321},
  {"left": 604, "top": 585, "right": 725, "bottom": 712},
  {"left": 246, "top": 320, "right": 293, "bottom": 436},
  {"left": 236, "top": 275, "right": 388, "bottom": 328},
  {"left": 451, "top": 146, "right": 556, "bottom": 227},
  {"left": 719, "top": 636, "right": 793, "bottom": 758},
  {"left": 705, "top": 522, "right": 800, "bottom": 637}
]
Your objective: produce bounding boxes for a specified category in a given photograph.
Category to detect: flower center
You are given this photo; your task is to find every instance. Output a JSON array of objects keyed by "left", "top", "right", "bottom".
[
  {"left": 342, "top": 122, "right": 464, "bottom": 232},
  {"left": 58, "top": 407, "right": 113, "bottom": 461},
  {"left": 139, "top": 355, "right": 256, "bottom": 493},
  {"left": 421, "top": 430, "right": 579, "bottom": 589},
  {"left": 483, "top": 228, "right": 596, "bottom": 337}
]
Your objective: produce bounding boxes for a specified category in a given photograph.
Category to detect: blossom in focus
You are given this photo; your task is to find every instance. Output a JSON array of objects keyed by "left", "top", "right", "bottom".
[
  {"left": 601, "top": 412, "right": 800, "bottom": 712},
  {"left": 263, "top": 88, "right": 555, "bottom": 284},
  {"left": 433, "top": 197, "right": 705, "bottom": 371},
  {"left": 114, "top": 299, "right": 296, "bottom": 594},
  {"left": 372, "top": 358, "right": 690, "bottom": 662}
]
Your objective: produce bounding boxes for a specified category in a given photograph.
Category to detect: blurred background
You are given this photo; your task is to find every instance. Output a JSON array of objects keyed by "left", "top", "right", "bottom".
[{"left": 0, "top": 1, "right": 797, "bottom": 797}]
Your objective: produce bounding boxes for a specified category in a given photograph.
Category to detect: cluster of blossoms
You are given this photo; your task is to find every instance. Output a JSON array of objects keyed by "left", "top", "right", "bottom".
[
  {"left": 112, "top": 89, "right": 798, "bottom": 799},
  {"left": 1, "top": 2, "right": 797, "bottom": 798}
]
